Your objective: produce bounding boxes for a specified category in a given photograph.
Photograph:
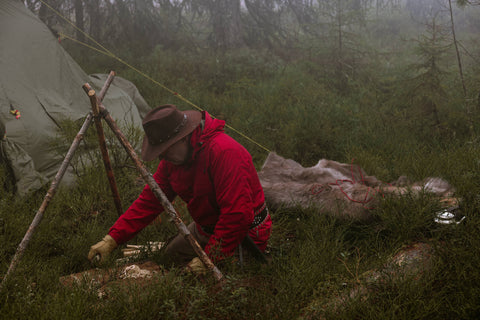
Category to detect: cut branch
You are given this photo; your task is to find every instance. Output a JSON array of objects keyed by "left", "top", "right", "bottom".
[
  {"left": 82, "top": 71, "right": 123, "bottom": 216},
  {"left": 0, "top": 113, "right": 94, "bottom": 291}
]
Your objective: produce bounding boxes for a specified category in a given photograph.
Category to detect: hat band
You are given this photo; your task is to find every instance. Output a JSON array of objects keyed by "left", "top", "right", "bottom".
[{"left": 149, "top": 114, "right": 188, "bottom": 145}]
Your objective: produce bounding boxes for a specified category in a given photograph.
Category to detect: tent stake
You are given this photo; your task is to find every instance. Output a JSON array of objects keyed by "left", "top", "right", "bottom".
[
  {"left": 83, "top": 82, "right": 225, "bottom": 283},
  {"left": 0, "top": 75, "right": 116, "bottom": 290},
  {"left": 83, "top": 71, "right": 123, "bottom": 216}
]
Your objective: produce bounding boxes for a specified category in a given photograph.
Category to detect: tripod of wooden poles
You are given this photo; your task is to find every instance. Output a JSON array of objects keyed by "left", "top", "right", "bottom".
[{"left": 0, "top": 71, "right": 224, "bottom": 291}]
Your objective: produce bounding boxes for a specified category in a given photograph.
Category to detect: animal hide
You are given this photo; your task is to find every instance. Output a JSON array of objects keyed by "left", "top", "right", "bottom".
[
  {"left": 258, "top": 152, "right": 455, "bottom": 220},
  {"left": 59, "top": 261, "right": 165, "bottom": 299}
]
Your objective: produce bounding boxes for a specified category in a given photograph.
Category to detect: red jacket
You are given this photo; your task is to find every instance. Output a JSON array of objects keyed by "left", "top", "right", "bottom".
[{"left": 108, "top": 111, "right": 272, "bottom": 260}]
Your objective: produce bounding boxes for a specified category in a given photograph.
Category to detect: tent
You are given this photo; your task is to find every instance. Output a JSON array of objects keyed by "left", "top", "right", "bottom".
[{"left": 0, "top": 0, "right": 150, "bottom": 195}]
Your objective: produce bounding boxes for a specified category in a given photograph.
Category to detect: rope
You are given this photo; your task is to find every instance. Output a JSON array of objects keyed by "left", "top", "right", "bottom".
[
  {"left": 39, "top": 0, "right": 271, "bottom": 154},
  {"left": 309, "top": 159, "right": 392, "bottom": 210}
]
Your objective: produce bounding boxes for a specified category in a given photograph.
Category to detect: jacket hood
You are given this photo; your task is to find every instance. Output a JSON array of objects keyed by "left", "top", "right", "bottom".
[{"left": 190, "top": 111, "right": 225, "bottom": 159}]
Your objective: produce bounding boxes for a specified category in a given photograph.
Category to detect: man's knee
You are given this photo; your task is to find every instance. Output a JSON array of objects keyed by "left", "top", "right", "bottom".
[{"left": 164, "top": 222, "right": 208, "bottom": 265}]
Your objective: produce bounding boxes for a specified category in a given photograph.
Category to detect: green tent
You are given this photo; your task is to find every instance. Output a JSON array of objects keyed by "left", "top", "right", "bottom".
[{"left": 0, "top": 0, "right": 150, "bottom": 195}]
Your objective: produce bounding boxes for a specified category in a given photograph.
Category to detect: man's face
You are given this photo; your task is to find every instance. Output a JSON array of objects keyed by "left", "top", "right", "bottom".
[{"left": 161, "top": 136, "right": 191, "bottom": 165}]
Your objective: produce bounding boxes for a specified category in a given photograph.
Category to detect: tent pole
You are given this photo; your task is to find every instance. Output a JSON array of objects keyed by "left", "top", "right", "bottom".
[
  {"left": 83, "top": 71, "right": 123, "bottom": 217},
  {"left": 83, "top": 82, "right": 225, "bottom": 283},
  {"left": 0, "top": 76, "right": 116, "bottom": 290}
]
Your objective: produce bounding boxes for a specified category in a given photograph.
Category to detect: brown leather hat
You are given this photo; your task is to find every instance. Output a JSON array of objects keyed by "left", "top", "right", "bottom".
[{"left": 141, "top": 105, "right": 202, "bottom": 161}]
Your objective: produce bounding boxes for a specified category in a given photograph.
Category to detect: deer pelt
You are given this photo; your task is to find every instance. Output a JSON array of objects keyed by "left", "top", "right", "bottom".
[{"left": 258, "top": 152, "right": 454, "bottom": 220}]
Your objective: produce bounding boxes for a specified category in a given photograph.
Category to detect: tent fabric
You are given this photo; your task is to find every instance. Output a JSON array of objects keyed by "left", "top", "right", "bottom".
[{"left": 0, "top": 0, "right": 149, "bottom": 195}]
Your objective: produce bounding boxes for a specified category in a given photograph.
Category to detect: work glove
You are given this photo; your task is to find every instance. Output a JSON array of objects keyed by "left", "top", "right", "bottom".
[
  {"left": 186, "top": 257, "right": 208, "bottom": 275},
  {"left": 88, "top": 234, "right": 118, "bottom": 263}
]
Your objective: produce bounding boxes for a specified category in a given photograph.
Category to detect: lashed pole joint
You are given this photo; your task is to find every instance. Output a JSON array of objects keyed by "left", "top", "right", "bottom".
[
  {"left": 82, "top": 71, "right": 123, "bottom": 216},
  {"left": 83, "top": 82, "right": 224, "bottom": 282}
]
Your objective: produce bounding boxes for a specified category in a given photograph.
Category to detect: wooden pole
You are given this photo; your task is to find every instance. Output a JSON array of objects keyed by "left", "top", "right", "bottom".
[
  {"left": 0, "top": 113, "right": 94, "bottom": 290},
  {"left": 0, "top": 74, "right": 117, "bottom": 290},
  {"left": 83, "top": 83, "right": 225, "bottom": 283},
  {"left": 82, "top": 71, "right": 123, "bottom": 216}
]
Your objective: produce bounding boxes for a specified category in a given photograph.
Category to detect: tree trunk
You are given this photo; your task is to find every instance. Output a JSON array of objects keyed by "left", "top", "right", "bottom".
[
  {"left": 227, "top": 0, "right": 243, "bottom": 48},
  {"left": 448, "top": 0, "right": 467, "bottom": 98},
  {"left": 86, "top": 0, "right": 101, "bottom": 40},
  {"left": 74, "top": 0, "right": 85, "bottom": 43},
  {"left": 38, "top": 1, "right": 48, "bottom": 24},
  {"left": 211, "top": 0, "right": 243, "bottom": 51}
]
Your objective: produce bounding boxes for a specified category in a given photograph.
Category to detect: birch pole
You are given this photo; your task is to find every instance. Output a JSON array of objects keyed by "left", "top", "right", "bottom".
[
  {"left": 0, "top": 75, "right": 116, "bottom": 290},
  {"left": 83, "top": 71, "right": 123, "bottom": 216},
  {"left": 0, "top": 115, "right": 93, "bottom": 290}
]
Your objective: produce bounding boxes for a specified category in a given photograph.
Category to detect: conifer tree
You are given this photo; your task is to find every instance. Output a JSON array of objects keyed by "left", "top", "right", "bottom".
[{"left": 406, "top": 14, "right": 450, "bottom": 127}]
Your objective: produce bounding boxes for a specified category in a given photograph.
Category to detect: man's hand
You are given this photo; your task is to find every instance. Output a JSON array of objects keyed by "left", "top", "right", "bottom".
[
  {"left": 88, "top": 235, "right": 118, "bottom": 263},
  {"left": 186, "top": 257, "right": 208, "bottom": 275}
]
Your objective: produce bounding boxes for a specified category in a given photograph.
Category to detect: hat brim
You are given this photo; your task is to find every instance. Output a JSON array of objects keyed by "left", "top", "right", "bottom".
[{"left": 141, "top": 110, "right": 202, "bottom": 161}]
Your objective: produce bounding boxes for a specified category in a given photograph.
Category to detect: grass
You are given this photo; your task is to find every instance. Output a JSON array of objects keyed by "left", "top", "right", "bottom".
[
  {"left": 2, "top": 156, "right": 480, "bottom": 319},
  {"left": 2, "top": 49, "right": 480, "bottom": 319}
]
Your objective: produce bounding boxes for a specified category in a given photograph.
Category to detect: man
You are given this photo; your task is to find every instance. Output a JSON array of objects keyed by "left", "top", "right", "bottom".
[{"left": 88, "top": 104, "right": 272, "bottom": 274}]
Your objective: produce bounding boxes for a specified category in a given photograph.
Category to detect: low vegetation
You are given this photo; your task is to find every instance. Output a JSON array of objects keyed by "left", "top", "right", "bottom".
[{"left": 2, "top": 1, "right": 480, "bottom": 318}]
